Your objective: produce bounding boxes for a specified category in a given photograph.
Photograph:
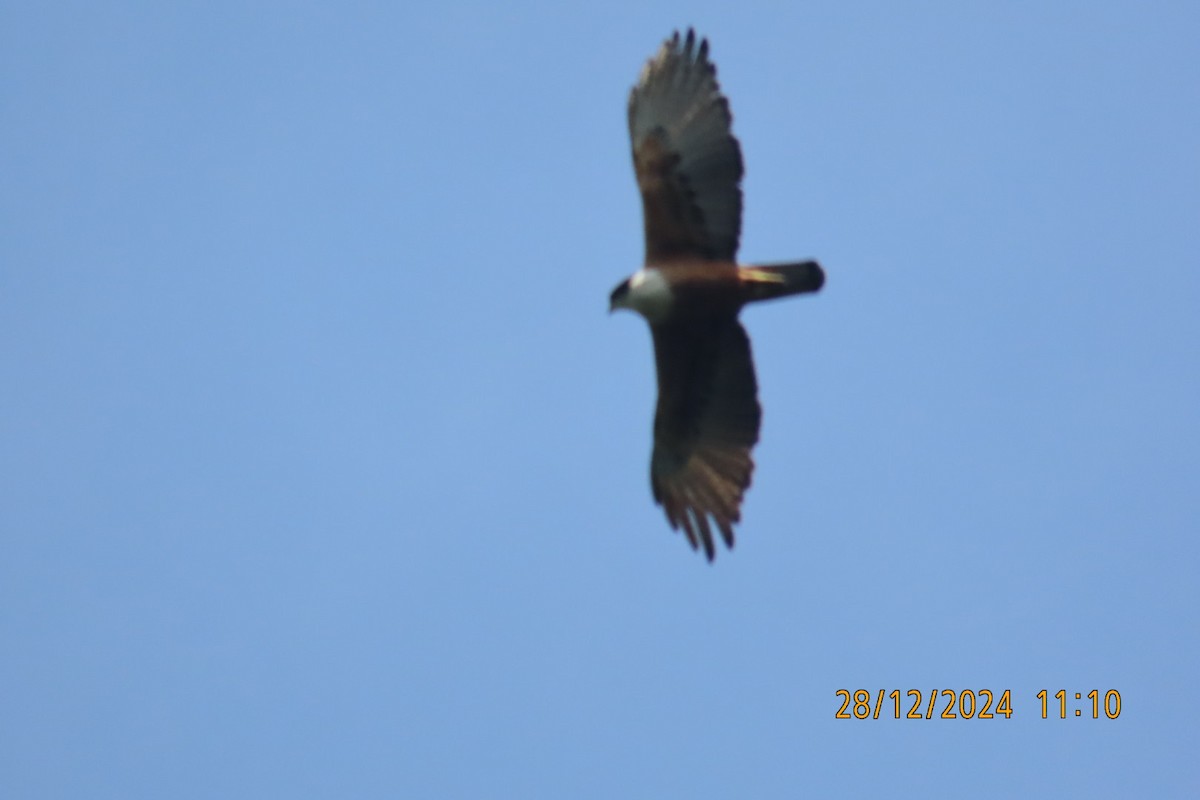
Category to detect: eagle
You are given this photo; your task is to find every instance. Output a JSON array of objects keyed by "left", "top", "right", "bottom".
[{"left": 609, "top": 29, "right": 824, "bottom": 560}]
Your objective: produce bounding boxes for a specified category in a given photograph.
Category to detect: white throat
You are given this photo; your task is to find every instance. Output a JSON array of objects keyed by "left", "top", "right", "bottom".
[{"left": 623, "top": 268, "right": 673, "bottom": 321}]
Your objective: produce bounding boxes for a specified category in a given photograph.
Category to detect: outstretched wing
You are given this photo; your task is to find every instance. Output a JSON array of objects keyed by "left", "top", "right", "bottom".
[
  {"left": 628, "top": 29, "right": 744, "bottom": 265},
  {"left": 649, "top": 317, "right": 761, "bottom": 560}
]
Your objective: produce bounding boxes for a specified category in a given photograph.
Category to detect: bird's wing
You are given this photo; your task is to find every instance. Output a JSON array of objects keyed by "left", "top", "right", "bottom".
[
  {"left": 649, "top": 317, "right": 760, "bottom": 559},
  {"left": 628, "top": 29, "right": 744, "bottom": 265}
]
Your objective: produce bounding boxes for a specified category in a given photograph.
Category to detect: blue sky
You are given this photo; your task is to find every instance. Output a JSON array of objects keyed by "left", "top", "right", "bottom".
[{"left": 2, "top": 1, "right": 1198, "bottom": 797}]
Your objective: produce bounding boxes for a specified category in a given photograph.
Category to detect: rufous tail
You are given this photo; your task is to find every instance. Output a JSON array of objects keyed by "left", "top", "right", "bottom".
[{"left": 739, "top": 260, "right": 825, "bottom": 303}]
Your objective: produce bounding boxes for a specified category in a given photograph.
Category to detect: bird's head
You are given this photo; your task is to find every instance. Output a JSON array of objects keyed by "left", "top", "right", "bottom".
[
  {"left": 609, "top": 278, "right": 632, "bottom": 314},
  {"left": 609, "top": 269, "right": 672, "bottom": 321}
]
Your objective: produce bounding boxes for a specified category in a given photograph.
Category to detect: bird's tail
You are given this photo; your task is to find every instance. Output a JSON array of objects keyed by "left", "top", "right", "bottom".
[{"left": 739, "top": 261, "right": 825, "bottom": 304}]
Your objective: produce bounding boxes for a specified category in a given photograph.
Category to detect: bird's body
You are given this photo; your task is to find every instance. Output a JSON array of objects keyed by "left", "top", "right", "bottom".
[{"left": 610, "top": 29, "right": 824, "bottom": 560}]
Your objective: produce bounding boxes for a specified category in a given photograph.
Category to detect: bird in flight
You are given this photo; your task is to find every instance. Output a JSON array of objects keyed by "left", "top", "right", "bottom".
[{"left": 610, "top": 29, "right": 824, "bottom": 560}]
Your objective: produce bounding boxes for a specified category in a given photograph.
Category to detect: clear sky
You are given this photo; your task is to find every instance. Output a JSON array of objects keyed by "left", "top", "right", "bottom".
[{"left": 2, "top": 1, "right": 1198, "bottom": 797}]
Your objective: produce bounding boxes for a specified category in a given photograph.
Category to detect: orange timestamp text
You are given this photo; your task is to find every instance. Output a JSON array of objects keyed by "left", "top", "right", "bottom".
[
  {"left": 835, "top": 689, "right": 1123, "bottom": 720},
  {"left": 835, "top": 689, "right": 1013, "bottom": 720}
]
